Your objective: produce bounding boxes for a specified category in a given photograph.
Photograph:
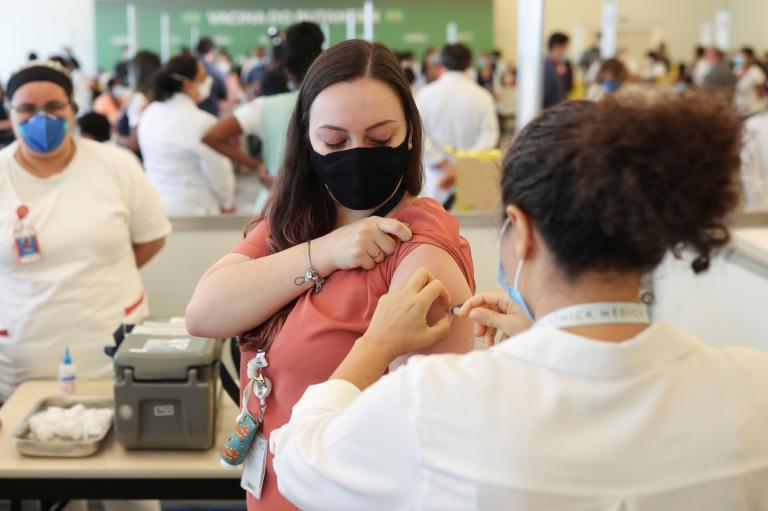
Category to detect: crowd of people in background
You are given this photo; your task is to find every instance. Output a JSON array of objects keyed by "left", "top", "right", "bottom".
[{"left": 1, "top": 26, "right": 768, "bottom": 213}]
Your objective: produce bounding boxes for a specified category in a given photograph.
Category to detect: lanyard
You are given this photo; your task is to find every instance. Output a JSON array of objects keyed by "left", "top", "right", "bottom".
[
  {"left": 241, "top": 351, "right": 271, "bottom": 423},
  {"left": 534, "top": 302, "right": 651, "bottom": 329}
]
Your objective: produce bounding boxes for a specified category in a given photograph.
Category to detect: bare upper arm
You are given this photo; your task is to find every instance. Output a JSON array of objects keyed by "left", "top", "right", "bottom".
[
  {"left": 202, "top": 115, "right": 243, "bottom": 146},
  {"left": 132, "top": 237, "right": 166, "bottom": 268},
  {"left": 389, "top": 244, "right": 474, "bottom": 356}
]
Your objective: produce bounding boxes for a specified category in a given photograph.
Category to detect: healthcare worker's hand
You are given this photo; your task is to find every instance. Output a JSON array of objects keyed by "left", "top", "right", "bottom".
[
  {"left": 458, "top": 290, "right": 533, "bottom": 347},
  {"left": 315, "top": 216, "right": 412, "bottom": 272},
  {"left": 256, "top": 162, "right": 274, "bottom": 189},
  {"left": 362, "top": 268, "right": 452, "bottom": 359},
  {"left": 438, "top": 161, "right": 457, "bottom": 190}
]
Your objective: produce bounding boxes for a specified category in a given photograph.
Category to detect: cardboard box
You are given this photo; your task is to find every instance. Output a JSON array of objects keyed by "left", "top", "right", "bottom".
[{"left": 454, "top": 154, "right": 502, "bottom": 212}]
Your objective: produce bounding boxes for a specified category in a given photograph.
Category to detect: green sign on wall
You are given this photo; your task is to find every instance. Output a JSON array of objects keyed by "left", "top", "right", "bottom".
[{"left": 95, "top": 0, "right": 494, "bottom": 71}]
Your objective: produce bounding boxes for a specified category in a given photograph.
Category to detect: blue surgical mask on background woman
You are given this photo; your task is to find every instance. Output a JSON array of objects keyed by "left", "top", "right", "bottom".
[
  {"left": 603, "top": 80, "right": 620, "bottom": 93},
  {"left": 497, "top": 218, "right": 534, "bottom": 321},
  {"left": 18, "top": 112, "right": 68, "bottom": 153}
]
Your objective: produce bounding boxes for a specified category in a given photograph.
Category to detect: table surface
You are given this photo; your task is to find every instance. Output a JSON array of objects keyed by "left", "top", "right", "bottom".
[
  {"left": 0, "top": 380, "right": 242, "bottom": 480},
  {"left": 729, "top": 227, "right": 768, "bottom": 278}
]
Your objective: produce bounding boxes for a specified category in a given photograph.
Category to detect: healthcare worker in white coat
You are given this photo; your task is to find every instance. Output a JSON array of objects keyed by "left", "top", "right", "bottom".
[
  {"left": 270, "top": 94, "right": 768, "bottom": 510},
  {"left": 0, "top": 62, "right": 171, "bottom": 401},
  {"left": 139, "top": 54, "right": 236, "bottom": 216},
  {"left": 741, "top": 108, "right": 768, "bottom": 210},
  {"left": 416, "top": 43, "right": 499, "bottom": 209}
]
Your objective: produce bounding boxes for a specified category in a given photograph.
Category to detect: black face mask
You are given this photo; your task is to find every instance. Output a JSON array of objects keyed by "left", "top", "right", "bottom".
[{"left": 310, "top": 138, "right": 410, "bottom": 211}]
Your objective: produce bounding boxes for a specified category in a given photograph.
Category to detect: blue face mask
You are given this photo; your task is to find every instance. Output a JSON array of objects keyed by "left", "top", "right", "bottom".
[
  {"left": 497, "top": 219, "right": 535, "bottom": 321},
  {"left": 18, "top": 112, "right": 68, "bottom": 154},
  {"left": 603, "top": 80, "right": 620, "bottom": 92}
]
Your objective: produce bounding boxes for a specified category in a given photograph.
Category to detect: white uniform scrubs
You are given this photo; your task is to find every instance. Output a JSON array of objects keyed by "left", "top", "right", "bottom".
[
  {"left": 0, "top": 138, "right": 171, "bottom": 400},
  {"left": 734, "top": 65, "right": 768, "bottom": 118},
  {"left": 139, "top": 93, "right": 235, "bottom": 216}
]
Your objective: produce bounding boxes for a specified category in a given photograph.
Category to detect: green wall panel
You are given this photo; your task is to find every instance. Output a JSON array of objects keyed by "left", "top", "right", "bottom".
[{"left": 95, "top": 0, "right": 494, "bottom": 71}]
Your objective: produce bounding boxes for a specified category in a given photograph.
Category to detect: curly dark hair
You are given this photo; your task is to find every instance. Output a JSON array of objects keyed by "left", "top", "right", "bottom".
[{"left": 502, "top": 92, "right": 742, "bottom": 279}]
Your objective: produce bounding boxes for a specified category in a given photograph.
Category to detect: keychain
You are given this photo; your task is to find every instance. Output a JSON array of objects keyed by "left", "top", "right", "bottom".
[
  {"left": 13, "top": 205, "right": 43, "bottom": 265},
  {"left": 220, "top": 351, "right": 271, "bottom": 468}
]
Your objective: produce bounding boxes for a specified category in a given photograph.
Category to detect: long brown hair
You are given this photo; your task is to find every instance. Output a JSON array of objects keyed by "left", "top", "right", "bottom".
[{"left": 239, "top": 39, "right": 424, "bottom": 352}]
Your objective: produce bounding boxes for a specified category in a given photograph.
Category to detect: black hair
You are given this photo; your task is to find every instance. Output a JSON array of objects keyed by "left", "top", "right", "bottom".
[
  {"left": 49, "top": 56, "right": 69, "bottom": 68},
  {"left": 742, "top": 47, "right": 756, "bottom": 59},
  {"left": 129, "top": 51, "right": 162, "bottom": 95},
  {"left": 196, "top": 37, "right": 215, "bottom": 56},
  {"left": 442, "top": 43, "right": 472, "bottom": 71},
  {"left": 548, "top": 32, "right": 570, "bottom": 51},
  {"left": 502, "top": 93, "right": 741, "bottom": 279},
  {"left": 6, "top": 65, "right": 74, "bottom": 101},
  {"left": 282, "top": 22, "right": 325, "bottom": 84},
  {"left": 78, "top": 112, "right": 111, "bottom": 142},
  {"left": 152, "top": 54, "right": 199, "bottom": 102}
]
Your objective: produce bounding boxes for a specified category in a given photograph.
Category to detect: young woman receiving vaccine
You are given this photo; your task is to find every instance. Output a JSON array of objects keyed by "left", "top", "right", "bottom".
[
  {"left": 186, "top": 40, "right": 475, "bottom": 510},
  {"left": 270, "top": 94, "right": 768, "bottom": 510}
]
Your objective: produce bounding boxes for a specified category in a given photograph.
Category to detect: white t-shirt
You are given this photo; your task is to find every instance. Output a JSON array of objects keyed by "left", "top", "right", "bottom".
[
  {"left": 734, "top": 65, "right": 768, "bottom": 117},
  {"left": 233, "top": 96, "right": 266, "bottom": 137},
  {"left": 0, "top": 138, "right": 171, "bottom": 400}
]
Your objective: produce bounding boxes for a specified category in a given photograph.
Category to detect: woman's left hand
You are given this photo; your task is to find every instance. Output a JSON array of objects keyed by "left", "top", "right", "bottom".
[{"left": 361, "top": 267, "right": 453, "bottom": 360}]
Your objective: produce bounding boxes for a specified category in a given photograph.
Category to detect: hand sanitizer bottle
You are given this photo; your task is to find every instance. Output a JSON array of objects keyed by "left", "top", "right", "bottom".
[{"left": 58, "top": 347, "right": 77, "bottom": 394}]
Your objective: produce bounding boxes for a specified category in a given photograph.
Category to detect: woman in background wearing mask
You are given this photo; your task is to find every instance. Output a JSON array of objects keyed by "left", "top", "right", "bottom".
[
  {"left": 116, "top": 50, "right": 161, "bottom": 154},
  {"left": 186, "top": 40, "right": 475, "bottom": 510},
  {"left": 0, "top": 62, "right": 170, "bottom": 402},
  {"left": 586, "top": 58, "right": 629, "bottom": 101},
  {"left": 476, "top": 52, "right": 495, "bottom": 95},
  {"left": 93, "top": 77, "right": 130, "bottom": 127},
  {"left": 419, "top": 47, "right": 442, "bottom": 87},
  {"left": 214, "top": 50, "right": 245, "bottom": 118},
  {"left": 270, "top": 93, "right": 768, "bottom": 510},
  {"left": 138, "top": 54, "right": 235, "bottom": 216},
  {"left": 733, "top": 46, "right": 767, "bottom": 118}
]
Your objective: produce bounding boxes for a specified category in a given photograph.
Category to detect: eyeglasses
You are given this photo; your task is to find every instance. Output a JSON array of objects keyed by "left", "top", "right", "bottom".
[{"left": 9, "top": 100, "right": 72, "bottom": 117}]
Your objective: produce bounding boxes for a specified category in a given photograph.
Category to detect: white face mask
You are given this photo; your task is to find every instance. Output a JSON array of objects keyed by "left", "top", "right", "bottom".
[
  {"left": 197, "top": 75, "right": 213, "bottom": 101},
  {"left": 215, "top": 62, "right": 231, "bottom": 76}
]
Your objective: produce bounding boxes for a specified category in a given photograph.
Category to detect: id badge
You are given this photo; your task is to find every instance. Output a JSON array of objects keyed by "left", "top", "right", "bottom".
[
  {"left": 13, "top": 205, "right": 42, "bottom": 265},
  {"left": 14, "top": 228, "right": 43, "bottom": 264},
  {"left": 241, "top": 434, "right": 268, "bottom": 499}
]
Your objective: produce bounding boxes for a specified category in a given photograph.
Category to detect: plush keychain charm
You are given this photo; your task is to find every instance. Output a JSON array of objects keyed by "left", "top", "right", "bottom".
[
  {"left": 220, "top": 412, "right": 259, "bottom": 467},
  {"left": 219, "top": 351, "right": 271, "bottom": 469}
]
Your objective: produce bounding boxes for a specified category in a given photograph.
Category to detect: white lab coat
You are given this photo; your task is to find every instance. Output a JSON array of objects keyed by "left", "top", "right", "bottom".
[
  {"left": 416, "top": 71, "right": 499, "bottom": 204},
  {"left": 741, "top": 110, "right": 768, "bottom": 210},
  {"left": 734, "top": 65, "right": 768, "bottom": 118},
  {"left": 272, "top": 321, "right": 768, "bottom": 510},
  {"left": 138, "top": 93, "right": 235, "bottom": 216}
]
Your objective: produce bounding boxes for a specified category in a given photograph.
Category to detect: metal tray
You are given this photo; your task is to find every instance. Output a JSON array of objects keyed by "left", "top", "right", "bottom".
[{"left": 12, "top": 395, "right": 114, "bottom": 458}]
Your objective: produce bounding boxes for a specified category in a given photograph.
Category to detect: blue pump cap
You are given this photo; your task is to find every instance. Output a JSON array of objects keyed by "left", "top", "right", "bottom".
[{"left": 62, "top": 347, "right": 72, "bottom": 365}]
